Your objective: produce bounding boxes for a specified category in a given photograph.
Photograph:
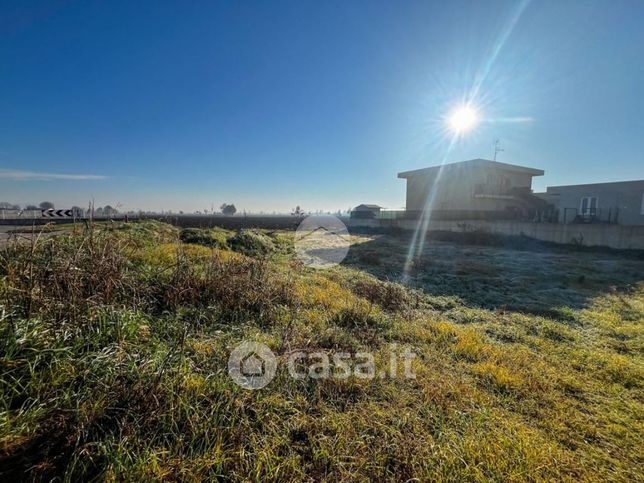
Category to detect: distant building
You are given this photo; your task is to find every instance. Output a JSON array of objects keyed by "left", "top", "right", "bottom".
[
  {"left": 351, "top": 204, "right": 383, "bottom": 219},
  {"left": 398, "top": 159, "right": 547, "bottom": 220},
  {"left": 536, "top": 180, "right": 644, "bottom": 225}
]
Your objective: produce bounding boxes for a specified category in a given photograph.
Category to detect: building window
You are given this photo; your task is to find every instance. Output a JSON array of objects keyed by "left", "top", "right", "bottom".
[{"left": 580, "top": 196, "right": 598, "bottom": 216}]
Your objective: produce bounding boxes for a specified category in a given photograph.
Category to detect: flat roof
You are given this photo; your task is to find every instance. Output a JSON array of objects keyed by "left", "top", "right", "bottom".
[
  {"left": 354, "top": 204, "right": 382, "bottom": 209},
  {"left": 397, "top": 158, "right": 544, "bottom": 178},
  {"left": 546, "top": 179, "right": 644, "bottom": 191}
]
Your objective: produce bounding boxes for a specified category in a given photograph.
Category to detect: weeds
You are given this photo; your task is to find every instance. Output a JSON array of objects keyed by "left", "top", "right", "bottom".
[
  {"left": 227, "top": 229, "right": 276, "bottom": 257},
  {"left": 0, "top": 221, "right": 642, "bottom": 481},
  {"left": 350, "top": 277, "right": 416, "bottom": 313},
  {"left": 179, "top": 227, "right": 229, "bottom": 249}
]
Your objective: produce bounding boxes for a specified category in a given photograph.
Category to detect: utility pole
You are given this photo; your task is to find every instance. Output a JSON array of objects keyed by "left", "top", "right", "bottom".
[{"left": 493, "top": 139, "right": 504, "bottom": 161}]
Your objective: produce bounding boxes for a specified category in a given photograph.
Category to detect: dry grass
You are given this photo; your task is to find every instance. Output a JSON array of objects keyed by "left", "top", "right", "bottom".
[{"left": 0, "top": 221, "right": 642, "bottom": 481}]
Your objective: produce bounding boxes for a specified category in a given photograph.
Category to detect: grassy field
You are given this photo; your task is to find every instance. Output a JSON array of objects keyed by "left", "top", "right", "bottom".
[{"left": 0, "top": 221, "right": 642, "bottom": 481}]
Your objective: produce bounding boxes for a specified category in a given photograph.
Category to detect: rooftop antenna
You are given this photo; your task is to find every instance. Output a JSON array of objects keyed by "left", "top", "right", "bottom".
[{"left": 493, "top": 139, "right": 504, "bottom": 161}]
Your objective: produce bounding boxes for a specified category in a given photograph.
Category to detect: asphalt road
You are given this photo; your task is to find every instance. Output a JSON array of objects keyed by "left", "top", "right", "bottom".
[
  {"left": 0, "top": 225, "right": 65, "bottom": 247},
  {"left": 0, "top": 225, "right": 17, "bottom": 245}
]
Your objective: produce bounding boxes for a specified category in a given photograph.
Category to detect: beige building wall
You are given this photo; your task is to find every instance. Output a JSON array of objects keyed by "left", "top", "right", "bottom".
[{"left": 404, "top": 164, "right": 535, "bottom": 212}]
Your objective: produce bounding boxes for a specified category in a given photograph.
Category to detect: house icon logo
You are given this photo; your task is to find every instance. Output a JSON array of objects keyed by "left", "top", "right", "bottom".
[
  {"left": 294, "top": 215, "right": 351, "bottom": 268},
  {"left": 228, "top": 341, "right": 277, "bottom": 389}
]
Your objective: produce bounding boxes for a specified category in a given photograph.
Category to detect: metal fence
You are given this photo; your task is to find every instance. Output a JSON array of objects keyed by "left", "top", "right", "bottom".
[
  {"left": 372, "top": 209, "right": 559, "bottom": 223},
  {"left": 0, "top": 209, "right": 131, "bottom": 224},
  {"left": 0, "top": 209, "right": 42, "bottom": 220},
  {"left": 561, "top": 206, "right": 620, "bottom": 224},
  {"left": 371, "top": 207, "right": 620, "bottom": 225}
]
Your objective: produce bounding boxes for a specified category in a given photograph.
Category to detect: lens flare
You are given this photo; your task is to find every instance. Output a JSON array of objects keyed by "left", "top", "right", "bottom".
[{"left": 447, "top": 105, "right": 479, "bottom": 134}]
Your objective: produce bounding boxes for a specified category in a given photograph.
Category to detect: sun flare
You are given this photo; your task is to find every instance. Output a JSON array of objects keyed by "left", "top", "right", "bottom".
[{"left": 447, "top": 105, "right": 479, "bottom": 134}]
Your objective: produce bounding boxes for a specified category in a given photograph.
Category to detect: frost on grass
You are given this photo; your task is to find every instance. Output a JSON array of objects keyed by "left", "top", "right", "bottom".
[{"left": 0, "top": 221, "right": 642, "bottom": 481}]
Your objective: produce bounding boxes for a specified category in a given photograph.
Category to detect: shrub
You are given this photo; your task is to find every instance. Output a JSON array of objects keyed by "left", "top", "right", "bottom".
[
  {"left": 202, "top": 253, "right": 293, "bottom": 323},
  {"left": 108, "top": 220, "right": 178, "bottom": 244},
  {"left": 331, "top": 304, "right": 389, "bottom": 331},
  {"left": 265, "top": 231, "right": 294, "bottom": 254},
  {"left": 351, "top": 278, "right": 415, "bottom": 312},
  {"left": 0, "top": 225, "right": 291, "bottom": 326},
  {"left": 179, "top": 228, "right": 228, "bottom": 249},
  {"left": 0, "top": 231, "right": 133, "bottom": 322},
  {"left": 227, "top": 230, "right": 275, "bottom": 257},
  {"left": 141, "top": 249, "right": 294, "bottom": 323}
]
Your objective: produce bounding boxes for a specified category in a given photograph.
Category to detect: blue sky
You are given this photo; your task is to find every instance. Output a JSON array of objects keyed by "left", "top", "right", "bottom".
[{"left": 1, "top": 0, "right": 643, "bottom": 212}]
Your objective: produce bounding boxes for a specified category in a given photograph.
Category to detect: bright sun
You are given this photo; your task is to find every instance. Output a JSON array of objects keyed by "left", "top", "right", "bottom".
[{"left": 447, "top": 105, "right": 479, "bottom": 134}]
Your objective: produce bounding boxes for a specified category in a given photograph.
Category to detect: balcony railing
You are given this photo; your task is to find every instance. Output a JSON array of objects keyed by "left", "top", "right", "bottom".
[{"left": 473, "top": 183, "right": 517, "bottom": 199}]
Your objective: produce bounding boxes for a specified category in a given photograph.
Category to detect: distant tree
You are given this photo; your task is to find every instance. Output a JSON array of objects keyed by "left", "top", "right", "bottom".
[
  {"left": 0, "top": 202, "right": 14, "bottom": 209},
  {"left": 25, "top": 204, "right": 39, "bottom": 210},
  {"left": 220, "top": 203, "right": 237, "bottom": 216},
  {"left": 95, "top": 206, "right": 104, "bottom": 215},
  {"left": 292, "top": 205, "right": 304, "bottom": 216},
  {"left": 39, "top": 201, "right": 54, "bottom": 210},
  {"left": 71, "top": 206, "right": 83, "bottom": 216},
  {"left": 103, "top": 205, "right": 118, "bottom": 216}
]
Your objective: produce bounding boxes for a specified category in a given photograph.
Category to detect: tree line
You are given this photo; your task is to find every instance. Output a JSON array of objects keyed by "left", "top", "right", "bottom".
[{"left": 0, "top": 201, "right": 118, "bottom": 215}]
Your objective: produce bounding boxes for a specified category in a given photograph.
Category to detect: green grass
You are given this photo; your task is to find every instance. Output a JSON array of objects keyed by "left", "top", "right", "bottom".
[{"left": 0, "top": 221, "right": 642, "bottom": 481}]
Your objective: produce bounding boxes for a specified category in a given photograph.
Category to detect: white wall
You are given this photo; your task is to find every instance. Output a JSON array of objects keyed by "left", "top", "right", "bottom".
[
  {"left": 543, "top": 181, "right": 644, "bottom": 225},
  {"left": 349, "top": 218, "right": 644, "bottom": 250}
]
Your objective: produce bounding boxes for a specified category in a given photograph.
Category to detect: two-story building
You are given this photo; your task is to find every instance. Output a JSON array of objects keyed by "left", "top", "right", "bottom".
[{"left": 397, "top": 158, "right": 547, "bottom": 220}]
